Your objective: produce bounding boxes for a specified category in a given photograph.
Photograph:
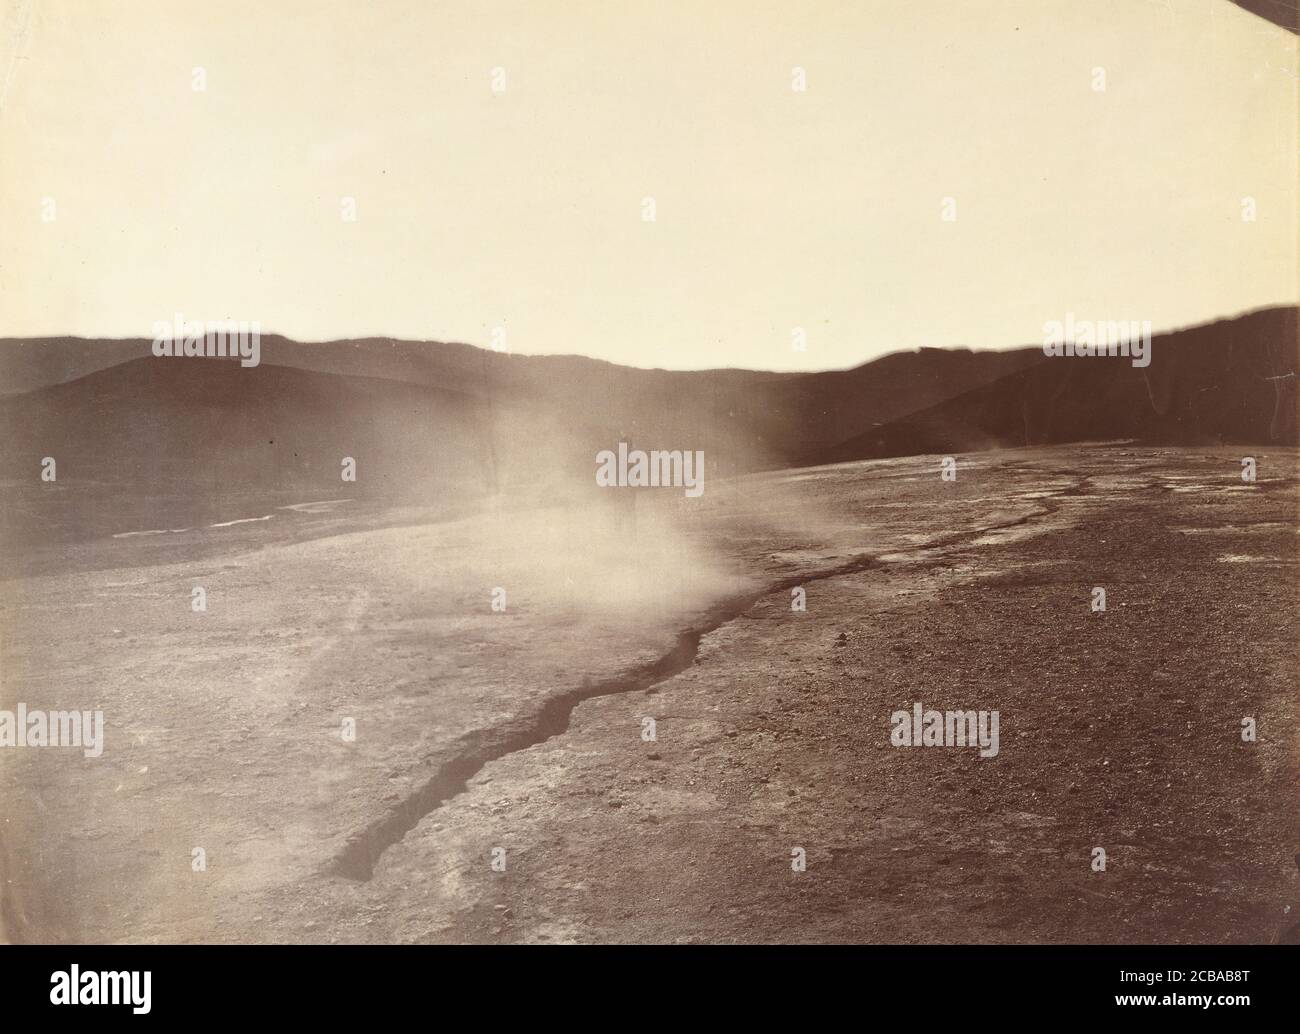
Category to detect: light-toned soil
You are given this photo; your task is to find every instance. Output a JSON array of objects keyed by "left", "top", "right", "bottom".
[{"left": 2, "top": 445, "right": 1296, "bottom": 943}]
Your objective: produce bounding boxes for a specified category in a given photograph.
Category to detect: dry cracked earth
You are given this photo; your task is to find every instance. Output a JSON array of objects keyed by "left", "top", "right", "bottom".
[{"left": 2, "top": 443, "right": 1297, "bottom": 944}]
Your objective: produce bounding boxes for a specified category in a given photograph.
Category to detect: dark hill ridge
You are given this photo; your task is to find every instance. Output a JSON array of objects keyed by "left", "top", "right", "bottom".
[
  {"left": 0, "top": 308, "right": 1294, "bottom": 512},
  {"left": 0, "top": 355, "right": 491, "bottom": 492},
  {"left": 817, "top": 307, "right": 1297, "bottom": 464},
  {"left": 0, "top": 331, "right": 1048, "bottom": 485}
]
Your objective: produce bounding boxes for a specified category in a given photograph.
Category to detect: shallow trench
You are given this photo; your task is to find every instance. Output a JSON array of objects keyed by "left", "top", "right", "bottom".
[
  {"left": 329, "top": 489, "right": 1075, "bottom": 881},
  {"left": 328, "top": 554, "right": 882, "bottom": 880}
]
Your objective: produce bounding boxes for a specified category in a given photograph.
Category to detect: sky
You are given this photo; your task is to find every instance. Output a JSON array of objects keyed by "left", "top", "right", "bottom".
[{"left": 0, "top": 0, "right": 1295, "bottom": 371}]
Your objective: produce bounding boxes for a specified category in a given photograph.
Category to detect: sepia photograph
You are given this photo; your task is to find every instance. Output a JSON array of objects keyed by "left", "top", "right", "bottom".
[{"left": 0, "top": 0, "right": 1296, "bottom": 1018}]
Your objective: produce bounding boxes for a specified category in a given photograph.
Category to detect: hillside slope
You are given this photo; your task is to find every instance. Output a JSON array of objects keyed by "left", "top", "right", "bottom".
[{"left": 817, "top": 308, "right": 1297, "bottom": 463}]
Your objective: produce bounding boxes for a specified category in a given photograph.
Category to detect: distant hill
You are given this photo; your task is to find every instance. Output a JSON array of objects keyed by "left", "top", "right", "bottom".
[
  {"left": 0, "top": 308, "right": 1294, "bottom": 522},
  {"left": 0, "top": 331, "right": 1046, "bottom": 492},
  {"left": 0, "top": 355, "right": 491, "bottom": 494},
  {"left": 815, "top": 307, "right": 1297, "bottom": 464},
  {"left": 0, "top": 339, "right": 151, "bottom": 396}
]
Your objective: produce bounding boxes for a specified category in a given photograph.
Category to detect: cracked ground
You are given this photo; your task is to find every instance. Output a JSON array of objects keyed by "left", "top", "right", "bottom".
[{"left": 2, "top": 444, "right": 1296, "bottom": 943}]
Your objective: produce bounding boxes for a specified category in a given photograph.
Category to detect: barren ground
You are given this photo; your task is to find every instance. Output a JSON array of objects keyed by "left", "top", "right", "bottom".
[{"left": 2, "top": 444, "right": 1296, "bottom": 943}]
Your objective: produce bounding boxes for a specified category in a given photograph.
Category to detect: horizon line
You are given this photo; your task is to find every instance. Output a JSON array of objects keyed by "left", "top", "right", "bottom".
[{"left": 1, "top": 302, "right": 1295, "bottom": 378}]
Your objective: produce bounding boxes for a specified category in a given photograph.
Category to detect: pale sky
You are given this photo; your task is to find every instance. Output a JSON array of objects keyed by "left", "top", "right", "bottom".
[{"left": 0, "top": 0, "right": 1295, "bottom": 370}]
